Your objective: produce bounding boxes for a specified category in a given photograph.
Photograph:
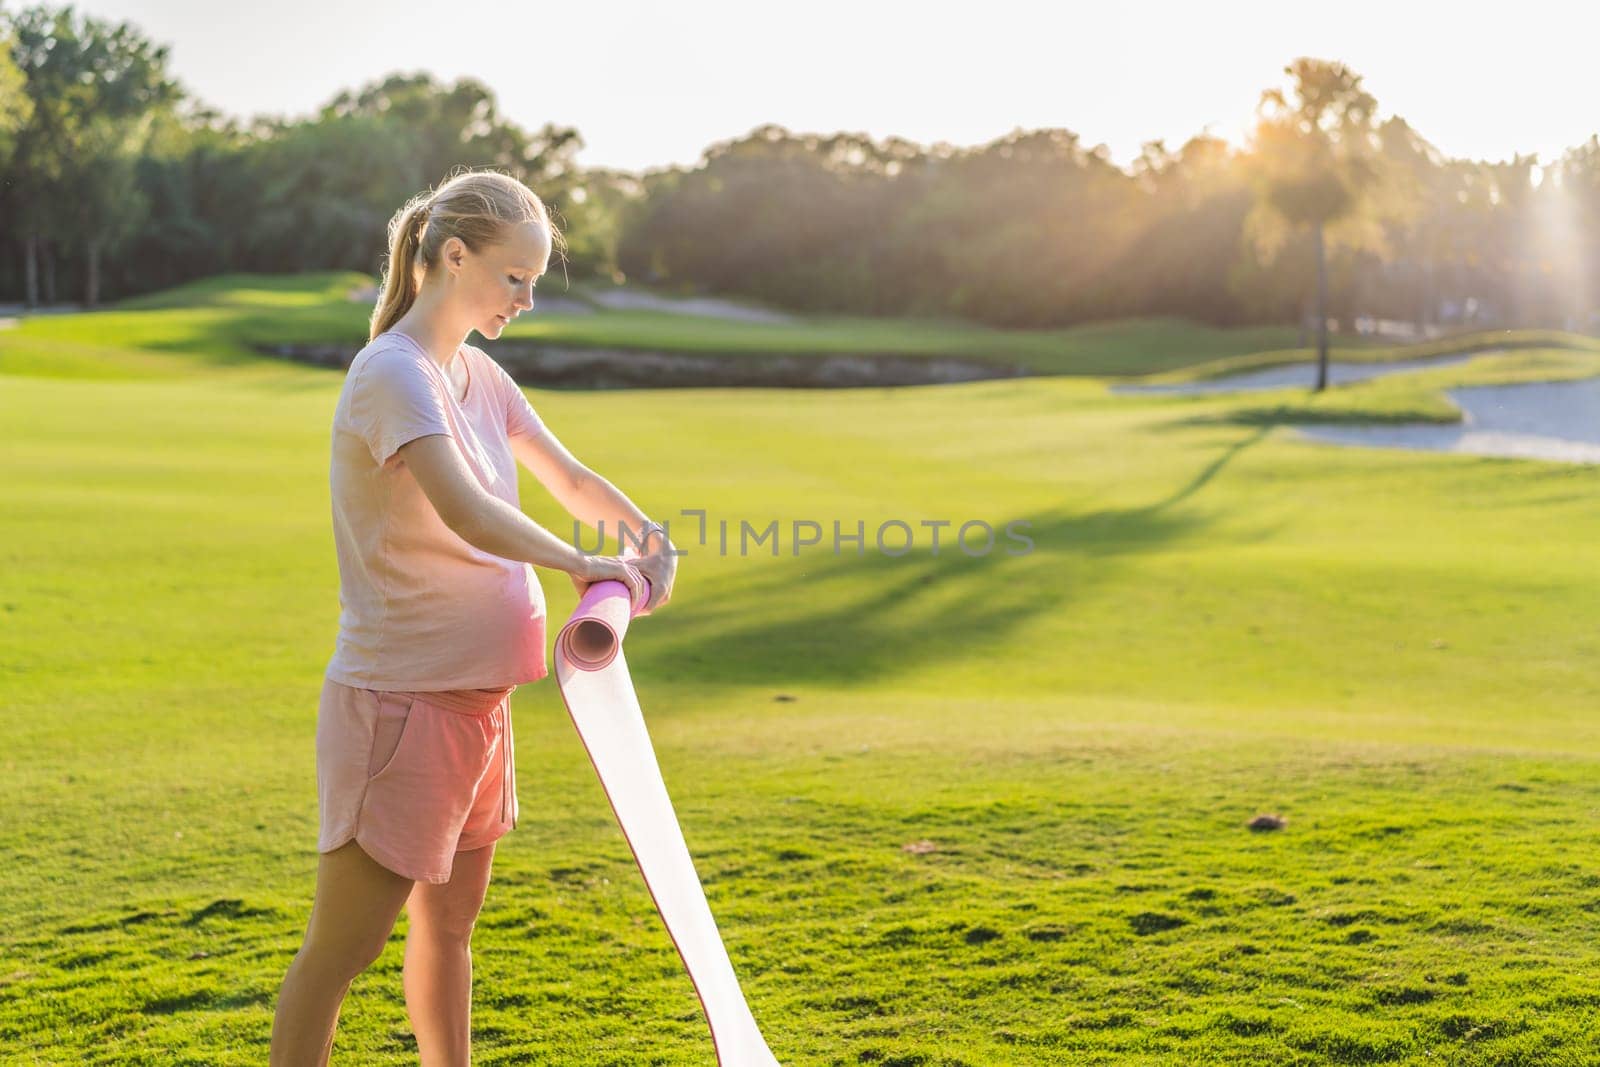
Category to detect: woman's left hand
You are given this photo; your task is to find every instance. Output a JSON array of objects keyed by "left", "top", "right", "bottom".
[{"left": 632, "top": 547, "right": 677, "bottom": 614}]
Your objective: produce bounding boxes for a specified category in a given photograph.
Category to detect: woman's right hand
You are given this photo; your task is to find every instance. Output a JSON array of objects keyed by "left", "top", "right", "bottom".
[{"left": 570, "top": 554, "right": 648, "bottom": 611}]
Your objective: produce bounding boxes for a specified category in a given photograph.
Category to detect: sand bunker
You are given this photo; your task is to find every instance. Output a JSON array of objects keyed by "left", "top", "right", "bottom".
[
  {"left": 1116, "top": 351, "right": 1600, "bottom": 464},
  {"left": 1296, "top": 378, "right": 1600, "bottom": 465}
]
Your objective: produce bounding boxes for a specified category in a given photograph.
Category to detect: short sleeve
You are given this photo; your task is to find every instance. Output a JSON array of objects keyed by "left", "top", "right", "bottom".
[
  {"left": 349, "top": 347, "right": 453, "bottom": 466},
  {"left": 497, "top": 361, "right": 545, "bottom": 441}
]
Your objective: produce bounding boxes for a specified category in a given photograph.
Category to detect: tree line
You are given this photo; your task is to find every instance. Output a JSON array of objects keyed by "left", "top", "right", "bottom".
[{"left": 4, "top": 3, "right": 1598, "bottom": 358}]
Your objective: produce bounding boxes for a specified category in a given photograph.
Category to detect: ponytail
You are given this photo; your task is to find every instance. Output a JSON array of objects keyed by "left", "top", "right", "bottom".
[{"left": 369, "top": 195, "right": 434, "bottom": 342}]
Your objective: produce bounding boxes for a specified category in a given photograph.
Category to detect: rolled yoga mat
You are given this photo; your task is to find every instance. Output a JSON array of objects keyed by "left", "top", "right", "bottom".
[{"left": 553, "top": 566, "right": 783, "bottom": 1066}]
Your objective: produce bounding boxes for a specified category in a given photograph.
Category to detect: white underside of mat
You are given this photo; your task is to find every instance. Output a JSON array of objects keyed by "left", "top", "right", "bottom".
[{"left": 554, "top": 576, "right": 782, "bottom": 1066}]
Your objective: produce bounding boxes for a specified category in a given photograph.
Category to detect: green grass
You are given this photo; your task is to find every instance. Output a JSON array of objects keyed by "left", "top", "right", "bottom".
[
  {"left": 16, "top": 270, "right": 1595, "bottom": 384},
  {"left": 499, "top": 311, "right": 1335, "bottom": 375},
  {"left": 0, "top": 270, "right": 1400, "bottom": 379},
  {"left": 1148, "top": 328, "right": 1600, "bottom": 385},
  {"left": 0, "top": 273, "right": 374, "bottom": 380},
  {"left": 4, "top": 277, "right": 1600, "bottom": 1064}
]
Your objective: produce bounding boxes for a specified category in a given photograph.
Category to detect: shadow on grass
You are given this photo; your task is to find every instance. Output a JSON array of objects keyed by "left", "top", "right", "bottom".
[
  {"left": 632, "top": 427, "right": 1273, "bottom": 687},
  {"left": 1166, "top": 402, "right": 1462, "bottom": 430}
]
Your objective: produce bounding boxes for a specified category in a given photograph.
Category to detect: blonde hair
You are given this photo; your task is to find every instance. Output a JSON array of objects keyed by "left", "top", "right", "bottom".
[{"left": 369, "top": 168, "right": 565, "bottom": 342}]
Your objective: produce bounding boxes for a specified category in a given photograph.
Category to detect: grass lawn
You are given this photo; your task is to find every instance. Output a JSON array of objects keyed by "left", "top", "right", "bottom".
[
  {"left": 3, "top": 275, "right": 1599, "bottom": 1064},
  {"left": 1, "top": 270, "right": 1400, "bottom": 379}
]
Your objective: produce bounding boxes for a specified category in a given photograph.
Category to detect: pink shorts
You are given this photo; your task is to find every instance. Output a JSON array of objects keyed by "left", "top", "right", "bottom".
[{"left": 316, "top": 676, "right": 520, "bottom": 884}]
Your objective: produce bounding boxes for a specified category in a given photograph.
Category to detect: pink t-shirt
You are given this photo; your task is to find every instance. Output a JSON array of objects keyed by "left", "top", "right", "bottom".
[{"left": 324, "top": 330, "right": 550, "bottom": 690}]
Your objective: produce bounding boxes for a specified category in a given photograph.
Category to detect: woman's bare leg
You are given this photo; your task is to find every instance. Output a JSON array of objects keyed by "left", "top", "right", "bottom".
[
  {"left": 270, "top": 840, "right": 416, "bottom": 1066},
  {"left": 402, "top": 841, "right": 497, "bottom": 1067}
]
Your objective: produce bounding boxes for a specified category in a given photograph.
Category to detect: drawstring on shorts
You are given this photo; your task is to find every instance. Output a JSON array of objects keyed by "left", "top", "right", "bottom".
[{"left": 500, "top": 696, "right": 517, "bottom": 829}]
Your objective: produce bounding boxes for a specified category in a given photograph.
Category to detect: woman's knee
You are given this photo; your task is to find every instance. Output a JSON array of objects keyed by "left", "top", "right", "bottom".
[
  {"left": 406, "top": 908, "right": 479, "bottom": 947},
  {"left": 292, "top": 937, "right": 385, "bottom": 985}
]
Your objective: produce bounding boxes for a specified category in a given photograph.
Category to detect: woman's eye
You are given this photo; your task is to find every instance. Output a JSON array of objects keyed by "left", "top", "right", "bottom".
[{"left": 508, "top": 275, "right": 523, "bottom": 285}]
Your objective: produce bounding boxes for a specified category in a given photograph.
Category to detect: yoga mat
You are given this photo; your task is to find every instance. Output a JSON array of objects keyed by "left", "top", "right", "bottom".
[{"left": 553, "top": 564, "right": 782, "bottom": 1066}]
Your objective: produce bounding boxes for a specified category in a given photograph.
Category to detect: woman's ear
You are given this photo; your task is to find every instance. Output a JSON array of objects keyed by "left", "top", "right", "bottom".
[{"left": 442, "top": 236, "right": 466, "bottom": 278}]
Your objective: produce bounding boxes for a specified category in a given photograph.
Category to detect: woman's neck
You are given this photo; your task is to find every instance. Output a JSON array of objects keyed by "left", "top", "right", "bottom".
[{"left": 390, "top": 301, "right": 466, "bottom": 369}]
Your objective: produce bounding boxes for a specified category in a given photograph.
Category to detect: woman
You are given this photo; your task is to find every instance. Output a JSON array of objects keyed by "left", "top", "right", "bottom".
[{"left": 270, "top": 168, "right": 677, "bottom": 1066}]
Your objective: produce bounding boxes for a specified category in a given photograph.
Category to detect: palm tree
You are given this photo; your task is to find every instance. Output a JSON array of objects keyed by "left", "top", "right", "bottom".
[{"left": 1244, "top": 59, "right": 1388, "bottom": 391}]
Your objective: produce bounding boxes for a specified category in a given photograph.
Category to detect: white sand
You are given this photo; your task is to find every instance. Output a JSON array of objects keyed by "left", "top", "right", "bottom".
[
  {"left": 1296, "top": 378, "right": 1600, "bottom": 465},
  {"left": 1114, "top": 350, "right": 1600, "bottom": 464}
]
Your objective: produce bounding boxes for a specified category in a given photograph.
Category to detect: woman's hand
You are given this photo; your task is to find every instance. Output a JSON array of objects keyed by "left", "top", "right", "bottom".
[
  {"left": 570, "top": 554, "right": 649, "bottom": 612},
  {"left": 632, "top": 547, "right": 677, "bottom": 614}
]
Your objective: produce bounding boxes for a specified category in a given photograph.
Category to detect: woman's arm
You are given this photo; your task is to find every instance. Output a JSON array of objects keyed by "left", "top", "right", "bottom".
[
  {"left": 399, "top": 433, "right": 648, "bottom": 604},
  {"left": 508, "top": 431, "right": 673, "bottom": 554},
  {"left": 508, "top": 430, "right": 677, "bottom": 610}
]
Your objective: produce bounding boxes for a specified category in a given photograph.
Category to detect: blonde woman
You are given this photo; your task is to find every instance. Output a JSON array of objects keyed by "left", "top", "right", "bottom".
[{"left": 270, "top": 168, "right": 677, "bottom": 1065}]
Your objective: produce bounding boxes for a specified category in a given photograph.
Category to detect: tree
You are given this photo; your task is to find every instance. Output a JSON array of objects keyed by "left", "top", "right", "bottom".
[
  {"left": 0, "top": 24, "right": 33, "bottom": 166},
  {"left": 1243, "top": 58, "right": 1392, "bottom": 390},
  {"left": 239, "top": 73, "right": 585, "bottom": 277},
  {"left": 1555, "top": 137, "right": 1600, "bottom": 332},
  {"left": 6, "top": 4, "right": 179, "bottom": 305},
  {"left": 1114, "top": 134, "right": 1255, "bottom": 325},
  {"left": 114, "top": 103, "right": 249, "bottom": 293}
]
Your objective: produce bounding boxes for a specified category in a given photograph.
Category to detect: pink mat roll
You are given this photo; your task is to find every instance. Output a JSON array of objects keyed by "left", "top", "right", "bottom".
[{"left": 554, "top": 568, "right": 782, "bottom": 1066}]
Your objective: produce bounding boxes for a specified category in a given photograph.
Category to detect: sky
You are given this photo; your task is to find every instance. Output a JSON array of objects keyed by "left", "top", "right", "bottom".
[{"left": 61, "top": 0, "right": 1600, "bottom": 174}]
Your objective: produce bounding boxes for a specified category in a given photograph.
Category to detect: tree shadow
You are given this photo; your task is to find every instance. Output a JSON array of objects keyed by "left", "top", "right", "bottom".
[
  {"left": 1162, "top": 404, "right": 1458, "bottom": 430},
  {"left": 627, "top": 425, "right": 1275, "bottom": 687}
]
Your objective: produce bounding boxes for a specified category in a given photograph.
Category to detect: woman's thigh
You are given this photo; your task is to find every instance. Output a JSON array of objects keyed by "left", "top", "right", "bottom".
[
  {"left": 405, "top": 841, "right": 497, "bottom": 942},
  {"left": 305, "top": 839, "right": 416, "bottom": 968}
]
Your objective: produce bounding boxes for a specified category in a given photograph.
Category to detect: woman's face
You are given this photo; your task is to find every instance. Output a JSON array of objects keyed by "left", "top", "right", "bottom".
[{"left": 452, "top": 221, "right": 551, "bottom": 340}]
